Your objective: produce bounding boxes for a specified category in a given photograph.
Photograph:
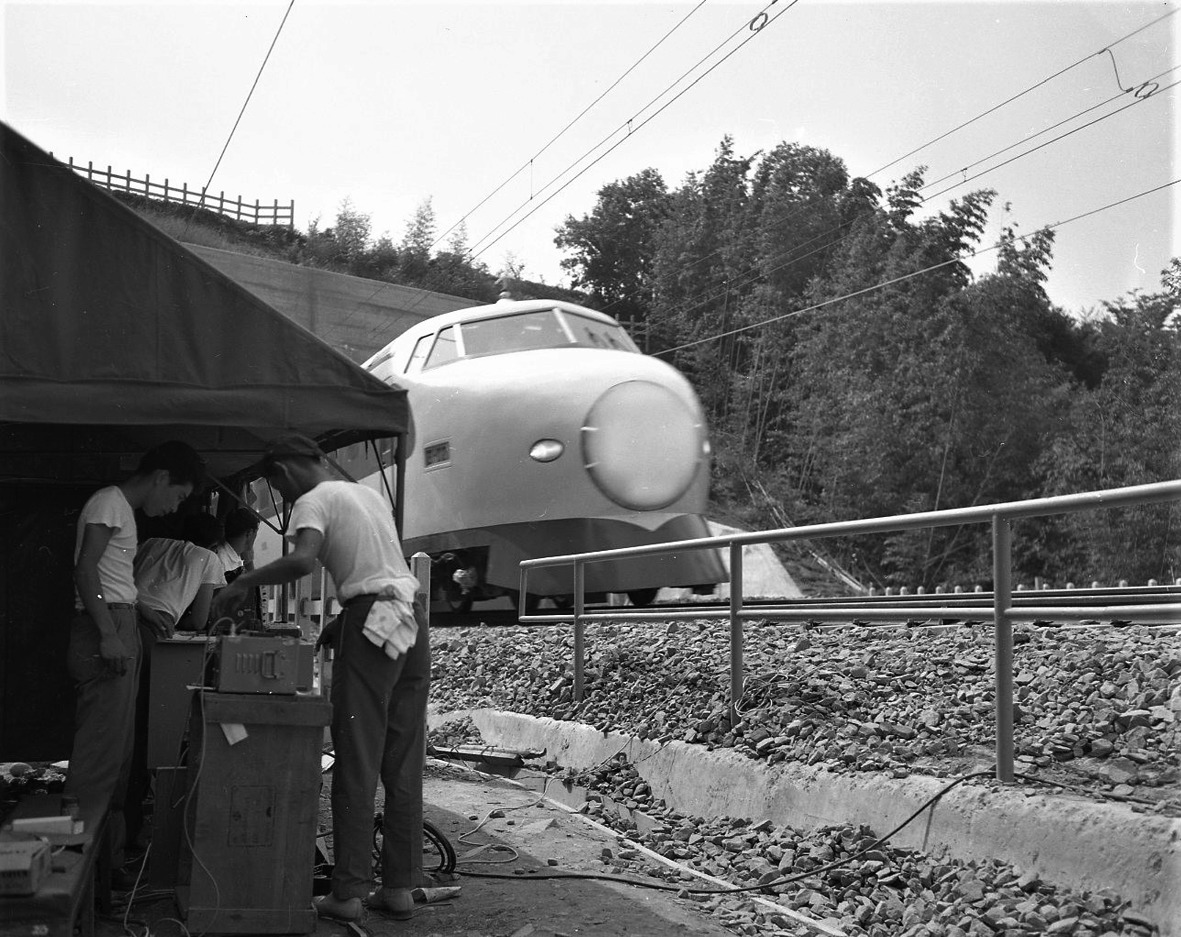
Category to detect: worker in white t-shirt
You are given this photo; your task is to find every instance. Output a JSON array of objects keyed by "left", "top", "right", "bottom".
[
  {"left": 123, "top": 512, "right": 225, "bottom": 850},
  {"left": 213, "top": 435, "right": 429, "bottom": 923},
  {"left": 64, "top": 440, "right": 205, "bottom": 878}
]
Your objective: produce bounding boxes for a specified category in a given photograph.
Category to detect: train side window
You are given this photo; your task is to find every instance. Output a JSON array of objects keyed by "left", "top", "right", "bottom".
[
  {"left": 405, "top": 334, "right": 433, "bottom": 373},
  {"left": 425, "top": 326, "right": 459, "bottom": 369}
]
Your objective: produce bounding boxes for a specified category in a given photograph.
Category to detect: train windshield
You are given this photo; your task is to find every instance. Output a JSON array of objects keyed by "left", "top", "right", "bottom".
[{"left": 440, "top": 309, "right": 638, "bottom": 364}]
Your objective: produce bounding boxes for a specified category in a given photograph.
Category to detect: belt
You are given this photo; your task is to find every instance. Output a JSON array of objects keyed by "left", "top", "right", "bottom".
[{"left": 107, "top": 602, "right": 135, "bottom": 610}]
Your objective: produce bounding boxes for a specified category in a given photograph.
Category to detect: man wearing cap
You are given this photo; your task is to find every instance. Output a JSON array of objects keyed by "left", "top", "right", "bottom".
[{"left": 213, "top": 435, "right": 429, "bottom": 921}]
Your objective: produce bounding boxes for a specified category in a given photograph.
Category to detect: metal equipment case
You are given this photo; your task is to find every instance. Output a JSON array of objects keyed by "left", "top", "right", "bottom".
[{"left": 176, "top": 692, "right": 330, "bottom": 934}]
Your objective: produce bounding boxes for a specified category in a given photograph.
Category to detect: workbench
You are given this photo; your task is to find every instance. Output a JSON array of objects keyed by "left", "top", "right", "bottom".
[{"left": 0, "top": 798, "right": 109, "bottom": 937}]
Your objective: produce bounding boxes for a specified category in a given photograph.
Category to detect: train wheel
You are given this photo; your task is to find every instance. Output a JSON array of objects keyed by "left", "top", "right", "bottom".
[
  {"left": 626, "top": 588, "right": 659, "bottom": 606},
  {"left": 510, "top": 591, "right": 542, "bottom": 614}
]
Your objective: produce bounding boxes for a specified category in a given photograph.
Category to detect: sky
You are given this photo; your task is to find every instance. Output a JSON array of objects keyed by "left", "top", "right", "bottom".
[{"left": 2, "top": 0, "right": 1177, "bottom": 316}]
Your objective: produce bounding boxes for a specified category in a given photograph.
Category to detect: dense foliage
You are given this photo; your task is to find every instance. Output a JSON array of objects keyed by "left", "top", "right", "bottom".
[{"left": 555, "top": 140, "right": 1181, "bottom": 590}]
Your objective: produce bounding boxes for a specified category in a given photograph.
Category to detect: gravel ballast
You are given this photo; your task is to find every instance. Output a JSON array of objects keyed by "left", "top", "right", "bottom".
[{"left": 428, "top": 619, "right": 1181, "bottom": 935}]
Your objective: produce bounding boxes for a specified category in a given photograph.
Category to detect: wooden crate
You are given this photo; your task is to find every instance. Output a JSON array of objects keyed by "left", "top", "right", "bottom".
[{"left": 176, "top": 692, "right": 330, "bottom": 934}]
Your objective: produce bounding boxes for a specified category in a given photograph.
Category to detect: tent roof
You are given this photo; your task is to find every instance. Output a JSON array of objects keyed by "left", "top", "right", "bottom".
[{"left": 0, "top": 122, "right": 407, "bottom": 482}]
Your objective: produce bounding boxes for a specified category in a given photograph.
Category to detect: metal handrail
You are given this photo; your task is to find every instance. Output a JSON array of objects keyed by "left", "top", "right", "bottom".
[{"left": 518, "top": 479, "right": 1181, "bottom": 782}]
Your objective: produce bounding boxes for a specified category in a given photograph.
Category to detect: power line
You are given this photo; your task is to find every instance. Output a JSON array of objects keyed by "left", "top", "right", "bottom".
[
  {"left": 864, "top": 5, "right": 1178, "bottom": 180},
  {"left": 605, "top": 58, "right": 1181, "bottom": 335},
  {"left": 188, "top": 0, "right": 295, "bottom": 228},
  {"left": 921, "top": 73, "right": 1179, "bottom": 203},
  {"left": 359, "top": 0, "right": 796, "bottom": 340},
  {"left": 357, "top": 0, "right": 735, "bottom": 324},
  {"left": 919, "top": 62, "right": 1181, "bottom": 193},
  {"left": 429, "top": 0, "right": 709, "bottom": 253},
  {"left": 464, "top": 0, "right": 802, "bottom": 261},
  {"left": 654, "top": 177, "right": 1181, "bottom": 356}
]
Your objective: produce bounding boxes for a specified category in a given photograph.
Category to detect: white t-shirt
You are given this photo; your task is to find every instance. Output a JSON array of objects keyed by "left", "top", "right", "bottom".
[
  {"left": 215, "top": 542, "right": 243, "bottom": 577},
  {"left": 288, "top": 481, "right": 417, "bottom": 601},
  {"left": 134, "top": 539, "right": 225, "bottom": 625},
  {"left": 74, "top": 486, "right": 138, "bottom": 608}
]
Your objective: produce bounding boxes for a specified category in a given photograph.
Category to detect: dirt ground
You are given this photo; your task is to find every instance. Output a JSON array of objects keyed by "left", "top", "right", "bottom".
[{"left": 99, "top": 760, "right": 732, "bottom": 937}]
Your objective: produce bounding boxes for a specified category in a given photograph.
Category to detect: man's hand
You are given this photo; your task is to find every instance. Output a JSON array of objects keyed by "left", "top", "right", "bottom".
[
  {"left": 211, "top": 580, "right": 249, "bottom": 625},
  {"left": 316, "top": 615, "right": 342, "bottom": 653},
  {"left": 98, "top": 633, "right": 131, "bottom": 676}
]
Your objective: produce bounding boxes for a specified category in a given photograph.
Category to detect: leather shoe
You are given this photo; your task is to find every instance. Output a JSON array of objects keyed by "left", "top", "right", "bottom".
[
  {"left": 314, "top": 893, "right": 362, "bottom": 921},
  {"left": 365, "top": 887, "right": 414, "bottom": 920}
]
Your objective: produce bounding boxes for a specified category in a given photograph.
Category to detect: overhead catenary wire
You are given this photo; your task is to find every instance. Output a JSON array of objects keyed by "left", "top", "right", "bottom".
[
  {"left": 864, "top": 5, "right": 1178, "bottom": 181},
  {"left": 183, "top": 0, "right": 295, "bottom": 236},
  {"left": 463, "top": 0, "right": 803, "bottom": 262},
  {"left": 600, "top": 56, "right": 1180, "bottom": 339},
  {"left": 921, "top": 72, "right": 1180, "bottom": 203},
  {"left": 428, "top": 0, "right": 710, "bottom": 254},
  {"left": 603, "top": 7, "right": 1180, "bottom": 314},
  {"left": 358, "top": 0, "right": 797, "bottom": 336},
  {"left": 655, "top": 176, "right": 1181, "bottom": 356}
]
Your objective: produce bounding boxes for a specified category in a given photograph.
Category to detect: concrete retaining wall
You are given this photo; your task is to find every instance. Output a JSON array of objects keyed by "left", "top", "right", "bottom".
[
  {"left": 432, "top": 708, "right": 1181, "bottom": 934},
  {"left": 189, "top": 244, "right": 473, "bottom": 362}
]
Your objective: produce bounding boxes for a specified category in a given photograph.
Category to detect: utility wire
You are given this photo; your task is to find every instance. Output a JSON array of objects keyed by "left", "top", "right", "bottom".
[
  {"left": 655, "top": 176, "right": 1181, "bottom": 356},
  {"left": 185, "top": 0, "right": 295, "bottom": 233},
  {"left": 864, "top": 5, "right": 1178, "bottom": 180},
  {"left": 604, "top": 59, "right": 1180, "bottom": 335},
  {"left": 920, "top": 61, "right": 1181, "bottom": 193},
  {"left": 464, "top": 0, "right": 801, "bottom": 261},
  {"left": 922, "top": 73, "right": 1179, "bottom": 203},
  {"left": 429, "top": 0, "right": 709, "bottom": 253},
  {"left": 359, "top": 0, "right": 796, "bottom": 338}
]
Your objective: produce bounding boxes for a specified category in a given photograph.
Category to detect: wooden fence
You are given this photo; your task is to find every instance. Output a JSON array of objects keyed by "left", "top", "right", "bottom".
[{"left": 55, "top": 155, "right": 294, "bottom": 228}]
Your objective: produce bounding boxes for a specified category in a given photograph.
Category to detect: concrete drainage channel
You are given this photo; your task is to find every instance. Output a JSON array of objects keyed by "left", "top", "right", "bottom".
[{"left": 431, "top": 707, "right": 1180, "bottom": 936}]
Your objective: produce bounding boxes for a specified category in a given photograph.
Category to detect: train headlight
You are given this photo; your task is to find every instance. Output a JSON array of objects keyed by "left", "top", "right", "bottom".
[
  {"left": 581, "top": 380, "right": 702, "bottom": 511},
  {"left": 529, "top": 439, "right": 565, "bottom": 463}
]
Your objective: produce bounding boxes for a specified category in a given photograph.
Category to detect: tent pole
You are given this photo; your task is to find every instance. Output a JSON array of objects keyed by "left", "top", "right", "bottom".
[{"left": 394, "top": 435, "right": 406, "bottom": 537}]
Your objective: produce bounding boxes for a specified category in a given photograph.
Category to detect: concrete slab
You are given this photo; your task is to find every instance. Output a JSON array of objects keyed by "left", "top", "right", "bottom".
[
  {"left": 432, "top": 708, "right": 1181, "bottom": 935},
  {"left": 659, "top": 521, "right": 803, "bottom": 601}
]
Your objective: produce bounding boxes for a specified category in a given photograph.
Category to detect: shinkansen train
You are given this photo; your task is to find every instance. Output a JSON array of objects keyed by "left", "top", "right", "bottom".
[{"left": 253, "top": 292, "right": 726, "bottom": 612}]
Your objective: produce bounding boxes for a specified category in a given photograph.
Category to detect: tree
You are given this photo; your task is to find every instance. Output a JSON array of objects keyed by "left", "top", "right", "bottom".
[
  {"left": 1033, "top": 277, "right": 1181, "bottom": 583},
  {"left": 555, "top": 167, "right": 670, "bottom": 342},
  {"left": 334, "top": 197, "right": 371, "bottom": 263}
]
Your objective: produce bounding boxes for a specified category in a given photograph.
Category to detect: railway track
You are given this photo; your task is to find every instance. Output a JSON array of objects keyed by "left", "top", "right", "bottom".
[{"left": 431, "top": 584, "right": 1181, "bottom": 628}]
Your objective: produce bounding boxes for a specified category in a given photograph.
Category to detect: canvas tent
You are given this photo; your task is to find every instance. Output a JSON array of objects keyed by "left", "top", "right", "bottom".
[{"left": 0, "top": 121, "right": 409, "bottom": 758}]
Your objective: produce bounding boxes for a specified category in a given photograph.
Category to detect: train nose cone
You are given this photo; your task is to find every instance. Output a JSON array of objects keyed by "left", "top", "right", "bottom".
[{"left": 581, "top": 380, "right": 703, "bottom": 511}]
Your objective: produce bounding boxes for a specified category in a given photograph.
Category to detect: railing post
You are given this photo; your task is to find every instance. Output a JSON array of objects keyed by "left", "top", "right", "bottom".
[
  {"left": 411, "top": 552, "right": 431, "bottom": 619},
  {"left": 992, "top": 514, "right": 1015, "bottom": 782},
  {"left": 573, "top": 560, "right": 585, "bottom": 704},
  {"left": 729, "top": 541, "right": 744, "bottom": 726}
]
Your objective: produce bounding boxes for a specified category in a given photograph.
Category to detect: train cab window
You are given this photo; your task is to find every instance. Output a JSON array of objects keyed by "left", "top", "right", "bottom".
[
  {"left": 366, "top": 349, "right": 395, "bottom": 382},
  {"left": 425, "top": 326, "right": 460, "bottom": 368},
  {"left": 561, "top": 312, "right": 641, "bottom": 353},
  {"left": 405, "top": 334, "right": 433, "bottom": 373},
  {"left": 460, "top": 310, "right": 571, "bottom": 357}
]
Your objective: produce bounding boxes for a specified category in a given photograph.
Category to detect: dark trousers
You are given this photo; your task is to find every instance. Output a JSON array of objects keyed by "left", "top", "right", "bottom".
[
  {"left": 329, "top": 596, "right": 430, "bottom": 898},
  {"left": 63, "top": 607, "right": 141, "bottom": 867},
  {"left": 124, "top": 609, "right": 171, "bottom": 849}
]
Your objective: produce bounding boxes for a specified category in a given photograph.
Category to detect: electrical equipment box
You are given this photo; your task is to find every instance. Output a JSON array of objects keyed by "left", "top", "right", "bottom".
[
  {"left": 0, "top": 840, "right": 51, "bottom": 896},
  {"left": 212, "top": 635, "right": 299, "bottom": 695},
  {"left": 177, "top": 692, "right": 330, "bottom": 934}
]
